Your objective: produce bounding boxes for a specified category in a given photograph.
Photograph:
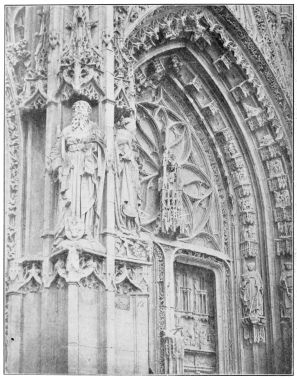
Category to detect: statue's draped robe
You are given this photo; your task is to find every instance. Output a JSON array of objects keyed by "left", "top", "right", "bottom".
[
  {"left": 115, "top": 127, "right": 141, "bottom": 234},
  {"left": 50, "top": 121, "right": 105, "bottom": 244},
  {"left": 241, "top": 270, "right": 264, "bottom": 317}
]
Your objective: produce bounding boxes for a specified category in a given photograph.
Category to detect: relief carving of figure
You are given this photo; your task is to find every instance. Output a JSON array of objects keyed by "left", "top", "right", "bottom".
[
  {"left": 240, "top": 262, "right": 264, "bottom": 324},
  {"left": 279, "top": 262, "right": 293, "bottom": 320},
  {"left": 48, "top": 100, "right": 106, "bottom": 247},
  {"left": 115, "top": 109, "right": 141, "bottom": 235}
]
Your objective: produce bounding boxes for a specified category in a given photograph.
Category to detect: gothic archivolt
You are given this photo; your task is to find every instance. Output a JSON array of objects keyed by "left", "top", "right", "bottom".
[{"left": 5, "top": 5, "right": 292, "bottom": 375}]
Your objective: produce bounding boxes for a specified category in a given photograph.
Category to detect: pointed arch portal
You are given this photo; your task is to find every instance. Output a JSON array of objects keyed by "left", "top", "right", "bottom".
[{"left": 5, "top": 5, "right": 292, "bottom": 375}]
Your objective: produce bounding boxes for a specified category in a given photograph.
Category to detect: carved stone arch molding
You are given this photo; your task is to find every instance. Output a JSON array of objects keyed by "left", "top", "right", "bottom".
[
  {"left": 5, "top": 5, "right": 292, "bottom": 376},
  {"left": 116, "top": 4, "right": 292, "bottom": 375}
]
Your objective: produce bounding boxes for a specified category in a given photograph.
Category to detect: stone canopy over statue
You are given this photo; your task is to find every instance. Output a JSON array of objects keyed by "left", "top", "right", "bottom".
[{"left": 48, "top": 100, "right": 106, "bottom": 252}]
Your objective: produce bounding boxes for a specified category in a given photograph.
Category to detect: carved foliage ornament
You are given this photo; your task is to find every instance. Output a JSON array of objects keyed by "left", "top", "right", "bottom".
[
  {"left": 5, "top": 77, "right": 20, "bottom": 261},
  {"left": 115, "top": 236, "right": 153, "bottom": 262}
]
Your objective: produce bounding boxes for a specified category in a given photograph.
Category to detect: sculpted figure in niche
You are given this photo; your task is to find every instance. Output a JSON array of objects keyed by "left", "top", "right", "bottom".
[
  {"left": 115, "top": 109, "right": 141, "bottom": 235},
  {"left": 48, "top": 100, "right": 105, "bottom": 247},
  {"left": 240, "top": 262, "right": 264, "bottom": 323},
  {"left": 279, "top": 262, "right": 293, "bottom": 320}
]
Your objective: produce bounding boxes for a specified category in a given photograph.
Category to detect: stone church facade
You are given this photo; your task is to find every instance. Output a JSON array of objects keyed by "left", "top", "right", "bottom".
[{"left": 5, "top": 5, "right": 293, "bottom": 375}]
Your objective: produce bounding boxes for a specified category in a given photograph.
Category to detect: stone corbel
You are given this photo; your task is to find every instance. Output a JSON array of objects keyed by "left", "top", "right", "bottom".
[
  {"left": 44, "top": 245, "right": 106, "bottom": 288},
  {"left": 240, "top": 241, "right": 259, "bottom": 258},
  {"left": 243, "top": 323, "right": 266, "bottom": 344}
]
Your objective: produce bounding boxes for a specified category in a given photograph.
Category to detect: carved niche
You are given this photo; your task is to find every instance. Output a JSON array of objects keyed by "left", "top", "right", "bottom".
[{"left": 134, "top": 88, "right": 222, "bottom": 248}]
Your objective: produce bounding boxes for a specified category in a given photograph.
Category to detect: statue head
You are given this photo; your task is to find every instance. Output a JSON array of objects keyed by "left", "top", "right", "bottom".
[
  {"left": 71, "top": 101, "right": 92, "bottom": 130},
  {"left": 246, "top": 261, "right": 256, "bottom": 272},
  {"left": 72, "top": 100, "right": 92, "bottom": 117},
  {"left": 284, "top": 262, "right": 292, "bottom": 270}
]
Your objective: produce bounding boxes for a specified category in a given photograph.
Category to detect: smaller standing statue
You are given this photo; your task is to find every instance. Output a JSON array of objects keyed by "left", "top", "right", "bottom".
[
  {"left": 48, "top": 100, "right": 106, "bottom": 250},
  {"left": 279, "top": 262, "right": 293, "bottom": 320},
  {"left": 240, "top": 261, "right": 264, "bottom": 324},
  {"left": 114, "top": 109, "right": 142, "bottom": 235}
]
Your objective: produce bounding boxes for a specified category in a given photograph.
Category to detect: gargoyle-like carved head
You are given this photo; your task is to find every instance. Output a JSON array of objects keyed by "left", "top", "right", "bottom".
[{"left": 65, "top": 217, "right": 84, "bottom": 241}]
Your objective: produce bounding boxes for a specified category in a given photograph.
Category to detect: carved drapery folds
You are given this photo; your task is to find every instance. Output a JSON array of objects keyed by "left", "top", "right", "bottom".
[
  {"left": 58, "top": 6, "right": 104, "bottom": 103},
  {"left": 279, "top": 262, "right": 292, "bottom": 321},
  {"left": 114, "top": 112, "right": 142, "bottom": 235},
  {"left": 240, "top": 262, "right": 266, "bottom": 343},
  {"left": 47, "top": 100, "right": 106, "bottom": 254}
]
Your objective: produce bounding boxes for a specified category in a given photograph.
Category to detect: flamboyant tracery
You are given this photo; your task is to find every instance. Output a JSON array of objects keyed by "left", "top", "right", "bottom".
[{"left": 5, "top": 5, "right": 292, "bottom": 375}]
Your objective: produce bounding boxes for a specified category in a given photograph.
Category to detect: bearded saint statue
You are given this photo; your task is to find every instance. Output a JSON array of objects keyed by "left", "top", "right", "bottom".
[{"left": 48, "top": 100, "right": 105, "bottom": 247}]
